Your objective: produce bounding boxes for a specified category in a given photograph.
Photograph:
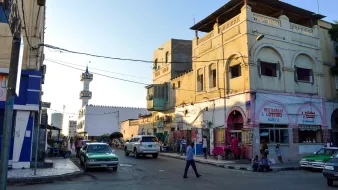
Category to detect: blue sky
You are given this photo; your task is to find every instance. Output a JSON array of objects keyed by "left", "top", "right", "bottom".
[{"left": 42, "top": 0, "right": 337, "bottom": 118}]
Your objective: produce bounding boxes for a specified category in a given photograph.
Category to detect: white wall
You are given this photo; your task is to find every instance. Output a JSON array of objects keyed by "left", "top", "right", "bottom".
[
  {"left": 51, "top": 113, "right": 63, "bottom": 137},
  {"left": 84, "top": 105, "right": 150, "bottom": 136}
]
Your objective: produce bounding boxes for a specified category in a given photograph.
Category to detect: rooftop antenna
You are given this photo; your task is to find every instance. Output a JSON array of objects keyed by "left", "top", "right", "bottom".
[{"left": 317, "top": 0, "right": 320, "bottom": 14}]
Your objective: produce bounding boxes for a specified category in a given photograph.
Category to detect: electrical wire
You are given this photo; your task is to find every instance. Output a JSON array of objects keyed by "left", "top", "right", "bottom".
[
  {"left": 42, "top": 44, "right": 242, "bottom": 64},
  {"left": 45, "top": 58, "right": 152, "bottom": 80},
  {"left": 48, "top": 108, "right": 119, "bottom": 116}
]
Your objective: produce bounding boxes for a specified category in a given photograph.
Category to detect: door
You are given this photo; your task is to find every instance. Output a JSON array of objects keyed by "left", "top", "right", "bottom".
[
  {"left": 80, "top": 145, "right": 87, "bottom": 162},
  {"left": 127, "top": 138, "right": 134, "bottom": 151}
]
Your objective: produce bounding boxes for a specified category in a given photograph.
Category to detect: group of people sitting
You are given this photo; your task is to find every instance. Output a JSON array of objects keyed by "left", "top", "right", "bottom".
[{"left": 251, "top": 140, "right": 273, "bottom": 172}]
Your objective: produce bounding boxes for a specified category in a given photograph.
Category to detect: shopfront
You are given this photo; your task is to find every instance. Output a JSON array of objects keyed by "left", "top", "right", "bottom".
[{"left": 254, "top": 92, "right": 326, "bottom": 160}]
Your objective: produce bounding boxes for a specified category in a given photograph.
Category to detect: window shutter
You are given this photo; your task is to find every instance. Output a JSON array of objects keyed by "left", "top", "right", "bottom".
[
  {"left": 257, "top": 59, "right": 261, "bottom": 77},
  {"left": 277, "top": 61, "right": 281, "bottom": 80},
  {"left": 294, "top": 66, "right": 298, "bottom": 82},
  {"left": 310, "top": 69, "right": 314, "bottom": 85}
]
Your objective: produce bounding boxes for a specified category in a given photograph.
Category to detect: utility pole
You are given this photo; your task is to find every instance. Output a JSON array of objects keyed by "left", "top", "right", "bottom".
[
  {"left": 0, "top": 1, "right": 22, "bottom": 189},
  {"left": 117, "top": 111, "right": 120, "bottom": 130}
]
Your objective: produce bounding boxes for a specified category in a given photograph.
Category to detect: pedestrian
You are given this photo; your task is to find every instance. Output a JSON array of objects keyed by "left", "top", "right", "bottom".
[
  {"left": 70, "top": 137, "right": 74, "bottom": 149},
  {"left": 90, "top": 136, "right": 95, "bottom": 142},
  {"left": 326, "top": 139, "right": 333, "bottom": 147},
  {"left": 260, "top": 139, "right": 269, "bottom": 158},
  {"left": 183, "top": 141, "right": 202, "bottom": 179},
  {"left": 231, "top": 134, "right": 239, "bottom": 160},
  {"left": 202, "top": 136, "right": 208, "bottom": 159},
  {"left": 251, "top": 155, "right": 260, "bottom": 172},
  {"left": 176, "top": 138, "right": 181, "bottom": 154},
  {"left": 180, "top": 137, "right": 187, "bottom": 156},
  {"left": 275, "top": 144, "right": 283, "bottom": 163}
]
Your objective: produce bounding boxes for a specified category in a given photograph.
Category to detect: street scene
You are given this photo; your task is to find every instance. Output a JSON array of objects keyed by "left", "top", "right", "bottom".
[{"left": 0, "top": 0, "right": 338, "bottom": 189}]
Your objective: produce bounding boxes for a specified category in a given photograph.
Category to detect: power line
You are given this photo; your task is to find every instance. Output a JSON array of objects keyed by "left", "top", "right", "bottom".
[
  {"left": 45, "top": 58, "right": 152, "bottom": 80},
  {"left": 48, "top": 108, "right": 119, "bottom": 116},
  {"left": 46, "top": 59, "right": 149, "bottom": 85},
  {"left": 42, "top": 44, "right": 242, "bottom": 64}
]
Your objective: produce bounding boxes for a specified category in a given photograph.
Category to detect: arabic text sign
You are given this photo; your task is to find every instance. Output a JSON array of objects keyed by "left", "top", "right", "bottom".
[{"left": 259, "top": 106, "right": 288, "bottom": 124}]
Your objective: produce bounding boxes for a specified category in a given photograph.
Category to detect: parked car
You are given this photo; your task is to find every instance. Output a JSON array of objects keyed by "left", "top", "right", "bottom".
[
  {"left": 124, "top": 135, "right": 160, "bottom": 158},
  {"left": 300, "top": 147, "right": 338, "bottom": 169},
  {"left": 323, "top": 152, "right": 338, "bottom": 187},
  {"left": 79, "top": 143, "right": 119, "bottom": 171}
]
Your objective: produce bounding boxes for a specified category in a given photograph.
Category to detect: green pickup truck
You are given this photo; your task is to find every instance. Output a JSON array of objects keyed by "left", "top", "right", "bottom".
[
  {"left": 79, "top": 143, "right": 119, "bottom": 171},
  {"left": 300, "top": 147, "right": 338, "bottom": 169}
]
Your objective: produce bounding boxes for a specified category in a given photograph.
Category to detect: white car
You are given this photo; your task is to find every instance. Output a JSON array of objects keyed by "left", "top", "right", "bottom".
[{"left": 124, "top": 135, "right": 160, "bottom": 158}]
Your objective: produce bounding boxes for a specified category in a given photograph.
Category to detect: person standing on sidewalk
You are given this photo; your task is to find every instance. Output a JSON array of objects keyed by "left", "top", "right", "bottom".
[
  {"left": 183, "top": 142, "right": 202, "bottom": 179},
  {"left": 70, "top": 137, "right": 74, "bottom": 149},
  {"left": 275, "top": 144, "right": 283, "bottom": 163},
  {"left": 202, "top": 136, "right": 208, "bottom": 159},
  {"left": 180, "top": 137, "right": 187, "bottom": 156}
]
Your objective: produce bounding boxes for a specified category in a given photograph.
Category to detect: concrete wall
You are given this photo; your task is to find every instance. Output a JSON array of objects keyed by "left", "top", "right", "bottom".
[{"left": 120, "top": 120, "right": 139, "bottom": 141}]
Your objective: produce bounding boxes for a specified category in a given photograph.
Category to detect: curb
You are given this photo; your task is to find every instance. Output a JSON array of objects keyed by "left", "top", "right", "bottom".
[
  {"left": 8, "top": 158, "right": 84, "bottom": 185},
  {"left": 160, "top": 153, "right": 301, "bottom": 172}
]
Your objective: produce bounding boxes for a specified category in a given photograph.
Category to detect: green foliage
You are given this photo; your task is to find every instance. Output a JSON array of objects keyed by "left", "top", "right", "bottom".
[{"left": 110, "top": 132, "right": 123, "bottom": 139}]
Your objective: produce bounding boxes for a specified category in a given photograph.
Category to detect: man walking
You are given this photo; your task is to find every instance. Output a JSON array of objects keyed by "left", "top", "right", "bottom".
[
  {"left": 183, "top": 142, "right": 202, "bottom": 179},
  {"left": 180, "top": 137, "right": 187, "bottom": 156}
]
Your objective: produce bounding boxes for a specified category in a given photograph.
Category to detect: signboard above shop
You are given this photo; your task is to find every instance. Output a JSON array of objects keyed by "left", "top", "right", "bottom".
[
  {"left": 297, "top": 106, "right": 322, "bottom": 125},
  {"left": 259, "top": 105, "right": 288, "bottom": 124}
]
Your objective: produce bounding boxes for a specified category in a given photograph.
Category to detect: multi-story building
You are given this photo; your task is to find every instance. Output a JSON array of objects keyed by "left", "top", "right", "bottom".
[
  {"left": 146, "top": 0, "right": 337, "bottom": 161},
  {"left": 68, "top": 120, "right": 77, "bottom": 138},
  {"left": 120, "top": 114, "right": 154, "bottom": 141},
  {"left": 146, "top": 39, "right": 192, "bottom": 139},
  {"left": 0, "top": 0, "right": 46, "bottom": 168}
]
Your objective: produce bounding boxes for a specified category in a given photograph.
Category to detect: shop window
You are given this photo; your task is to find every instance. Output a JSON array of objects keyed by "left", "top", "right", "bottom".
[
  {"left": 230, "top": 64, "right": 241, "bottom": 79},
  {"left": 197, "top": 69, "right": 204, "bottom": 92},
  {"left": 217, "top": 128, "right": 225, "bottom": 143},
  {"left": 296, "top": 67, "right": 313, "bottom": 83},
  {"left": 260, "top": 61, "right": 277, "bottom": 77},
  {"left": 259, "top": 124, "right": 288, "bottom": 144},
  {"left": 298, "top": 125, "right": 322, "bottom": 143},
  {"left": 209, "top": 63, "right": 217, "bottom": 88}
]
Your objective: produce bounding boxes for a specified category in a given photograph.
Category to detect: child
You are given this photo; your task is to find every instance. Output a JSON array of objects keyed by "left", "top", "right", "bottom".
[
  {"left": 276, "top": 144, "right": 283, "bottom": 163},
  {"left": 251, "top": 155, "right": 260, "bottom": 171}
]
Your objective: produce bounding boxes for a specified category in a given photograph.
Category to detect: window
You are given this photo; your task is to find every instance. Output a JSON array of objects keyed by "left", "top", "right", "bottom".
[
  {"left": 298, "top": 125, "right": 322, "bottom": 143},
  {"left": 164, "top": 83, "right": 169, "bottom": 102},
  {"left": 230, "top": 64, "right": 241, "bottom": 79},
  {"left": 153, "top": 59, "right": 158, "bottom": 70},
  {"left": 0, "top": 5, "right": 8, "bottom": 23},
  {"left": 87, "top": 145, "right": 112, "bottom": 153},
  {"left": 165, "top": 51, "right": 169, "bottom": 63},
  {"left": 261, "top": 61, "right": 277, "bottom": 77},
  {"left": 177, "top": 81, "right": 181, "bottom": 88},
  {"left": 173, "top": 83, "right": 175, "bottom": 89},
  {"left": 296, "top": 67, "right": 313, "bottom": 83},
  {"left": 142, "top": 136, "right": 158, "bottom": 142},
  {"left": 259, "top": 124, "right": 289, "bottom": 144},
  {"left": 209, "top": 64, "right": 217, "bottom": 88},
  {"left": 316, "top": 148, "right": 335, "bottom": 156},
  {"left": 197, "top": 69, "right": 204, "bottom": 92}
]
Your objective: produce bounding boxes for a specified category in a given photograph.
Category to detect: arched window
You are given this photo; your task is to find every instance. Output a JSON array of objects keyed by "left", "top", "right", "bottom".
[
  {"left": 197, "top": 68, "right": 204, "bottom": 92},
  {"left": 209, "top": 63, "right": 217, "bottom": 88},
  {"left": 294, "top": 54, "right": 315, "bottom": 84}
]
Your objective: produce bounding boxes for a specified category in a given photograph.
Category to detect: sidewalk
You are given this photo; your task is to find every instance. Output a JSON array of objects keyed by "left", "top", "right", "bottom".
[
  {"left": 7, "top": 157, "right": 83, "bottom": 184},
  {"left": 160, "top": 152, "right": 301, "bottom": 172}
]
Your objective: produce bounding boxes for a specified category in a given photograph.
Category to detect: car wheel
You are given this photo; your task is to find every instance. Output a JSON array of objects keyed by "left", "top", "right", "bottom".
[
  {"left": 113, "top": 167, "right": 117, "bottom": 171},
  {"left": 327, "top": 179, "right": 334, "bottom": 187},
  {"left": 152, "top": 153, "right": 158, "bottom": 159},
  {"left": 134, "top": 149, "right": 139, "bottom": 158},
  {"left": 125, "top": 148, "right": 129, "bottom": 156}
]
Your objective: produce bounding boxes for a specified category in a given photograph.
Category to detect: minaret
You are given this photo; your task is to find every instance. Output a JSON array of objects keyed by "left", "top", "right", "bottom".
[{"left": 80, "top": 64, "right": 93, "bottom": 107}]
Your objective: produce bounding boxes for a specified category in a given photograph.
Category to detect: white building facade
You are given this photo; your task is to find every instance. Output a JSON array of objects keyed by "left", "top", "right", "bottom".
[
  {"left": 69, "top": 120, "right": 77, "bottom": 138},
  {"left": 51, "top": 113, "right": 63, "bottom": 137},
  {"left": 77, "top": 105, "right": 150, "bottom": 138}
]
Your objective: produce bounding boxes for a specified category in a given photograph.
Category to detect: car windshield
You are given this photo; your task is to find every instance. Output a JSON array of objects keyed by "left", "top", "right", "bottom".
[
  {"left": 142, "top": 137, "right": 158, "bottom": 142},
  {"left": 87, "top": 145, "right": 111, "bottom": 154},
  {"left": 316, "top": 148, "right": 336, "bottom": 156}
]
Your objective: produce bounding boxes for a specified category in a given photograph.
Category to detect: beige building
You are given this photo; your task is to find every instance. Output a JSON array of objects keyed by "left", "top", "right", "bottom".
[
  {"left": 120, "top": 115, "right": 154, "bottom": 141},
  {"left": 145, "top": 0, "right": 338, "bottom": 160}
]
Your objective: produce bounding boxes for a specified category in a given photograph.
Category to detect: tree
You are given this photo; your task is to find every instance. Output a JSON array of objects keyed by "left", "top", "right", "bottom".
[
  {"left": 100, "top": 133, "right": 110, "bottom": 142},
  {"left": 110, "top": 132, "right": 123, "bottom": 140}
]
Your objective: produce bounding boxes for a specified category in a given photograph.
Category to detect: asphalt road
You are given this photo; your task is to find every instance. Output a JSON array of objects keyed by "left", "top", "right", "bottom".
[{"left": 8, "top": 149, "right": 334, "bottom": 190}]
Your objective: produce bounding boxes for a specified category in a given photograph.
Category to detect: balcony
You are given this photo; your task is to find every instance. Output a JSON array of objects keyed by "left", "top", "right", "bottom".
[
  {"left": 145, "top": 84, "right": 166, "bottom": 111},
  {"left": 79, "top": 91, "right": 92, "bottom": 99},
  {"left": 81, "top": 73, "right": 93, "bottom": 81}
]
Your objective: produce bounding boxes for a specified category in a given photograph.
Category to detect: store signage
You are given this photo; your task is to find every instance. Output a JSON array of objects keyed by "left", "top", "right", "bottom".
[
  {"left": 259, "top": 106, "right": 288, "bottom": 124},
  {"left": 297, "top": 106, "right": 321, "bottom": 125}
]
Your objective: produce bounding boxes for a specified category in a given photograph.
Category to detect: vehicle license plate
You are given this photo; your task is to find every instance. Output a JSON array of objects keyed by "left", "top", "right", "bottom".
[
  {"left": 334, "top": 173, "right": 338, "bottom": 177},
  {"left": 101, "top": 164, "right": 107, "bottom": 167},
  {"left": 148, "top": 145, "right": 152, "bottom": 148}
]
